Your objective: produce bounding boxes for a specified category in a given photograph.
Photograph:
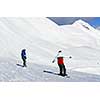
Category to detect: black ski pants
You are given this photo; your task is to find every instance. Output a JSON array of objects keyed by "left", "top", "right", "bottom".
[
  {"left": 58, "top": 64, "right": 66, "bottom": 75},
  {"left": 22, "top": 58, "right": 26, "bottom": 67}
]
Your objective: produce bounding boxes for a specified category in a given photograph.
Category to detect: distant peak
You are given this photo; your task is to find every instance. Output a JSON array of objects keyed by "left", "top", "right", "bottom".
[
  {"left": 72, "top": 19, "right": 93, "bottom": 30},
  {"left": 74, "top": 19, "right": 87, "bottom": 24},
  {"left": 73, "top": 19, "right": 89, "bottom": 26}
]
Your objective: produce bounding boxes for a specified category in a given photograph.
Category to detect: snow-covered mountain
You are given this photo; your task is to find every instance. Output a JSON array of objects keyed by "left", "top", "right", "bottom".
[
  {"left": 0, "top": 18, "right": 100, "bottom": 82},
  {"left": 60, "top": 19, "right": 100, "bottom": 48}
]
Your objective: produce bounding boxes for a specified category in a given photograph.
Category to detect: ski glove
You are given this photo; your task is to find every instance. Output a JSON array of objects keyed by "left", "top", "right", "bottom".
[
  {"left": 69, "top": 56, "right": 72, "bottom": 59},
  {"left": 52, "top": 59, "right": 55, "bottom": 63}
]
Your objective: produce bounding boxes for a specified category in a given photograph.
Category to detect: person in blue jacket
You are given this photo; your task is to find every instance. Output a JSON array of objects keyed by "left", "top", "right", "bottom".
[{"left": 21, "top": 49, "right": 27, "bottom": 67}]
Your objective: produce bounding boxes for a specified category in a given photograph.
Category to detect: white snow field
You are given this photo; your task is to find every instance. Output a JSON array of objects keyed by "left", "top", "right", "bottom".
[{"left": 0, "top": 17, "right": 100, "bottom": 82}]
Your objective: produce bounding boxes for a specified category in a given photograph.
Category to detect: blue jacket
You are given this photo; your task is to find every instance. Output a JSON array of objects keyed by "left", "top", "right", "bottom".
[{"left": 21, "top": 49, "right": 26, "bottom": 59}]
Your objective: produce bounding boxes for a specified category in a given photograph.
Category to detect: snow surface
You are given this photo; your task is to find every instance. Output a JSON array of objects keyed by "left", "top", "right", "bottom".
[{"left": 0, "top": 18, "right": 100, "bottom": 82}]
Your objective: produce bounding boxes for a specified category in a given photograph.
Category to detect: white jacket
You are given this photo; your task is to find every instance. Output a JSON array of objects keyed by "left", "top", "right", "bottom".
[{"left": 57, "top": 52, "right": 64, "bottom": 58}]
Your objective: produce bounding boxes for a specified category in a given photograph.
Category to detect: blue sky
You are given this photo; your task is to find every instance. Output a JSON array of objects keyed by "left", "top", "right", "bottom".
[
  {"left": 87, "top": 17, "right": 100, "bottom": 28},
  {"left": 48, "top": 17, "right": 100, "bottom": 28}
]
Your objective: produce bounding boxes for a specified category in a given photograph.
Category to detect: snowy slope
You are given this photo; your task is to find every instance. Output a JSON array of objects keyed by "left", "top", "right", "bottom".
[
  {"left": 0, "top": 18, "right": 100, "bottom": 81},
  {"left": 0, "top": 18, "right": 62, "bottom": 64}
]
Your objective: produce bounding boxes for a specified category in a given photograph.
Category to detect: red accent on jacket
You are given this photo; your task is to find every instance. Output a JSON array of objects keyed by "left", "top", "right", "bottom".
[{"left": 57, "top": 57, "right": 64, "bottom": 64}]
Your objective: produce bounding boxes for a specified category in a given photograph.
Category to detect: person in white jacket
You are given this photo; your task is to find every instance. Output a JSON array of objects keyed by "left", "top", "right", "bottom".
[
  {"left": 52, "top": 50, "right": 72, "bottom": 76},
  {"left": 52, "top": 50, "right": 67, "bottom": 76}
]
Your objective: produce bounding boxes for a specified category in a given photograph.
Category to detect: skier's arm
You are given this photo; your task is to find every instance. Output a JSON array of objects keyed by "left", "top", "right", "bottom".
[
  {"left": 64, "top": 56, "right": 72, "bottom": 59},
  {"left": 52, "top": 53, "right": 59, "bottom": 63}
]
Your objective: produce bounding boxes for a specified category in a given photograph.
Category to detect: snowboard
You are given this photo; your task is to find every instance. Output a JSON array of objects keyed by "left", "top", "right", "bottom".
[{"left": 43, "top": 70, "right": 70, "bottom": 78}]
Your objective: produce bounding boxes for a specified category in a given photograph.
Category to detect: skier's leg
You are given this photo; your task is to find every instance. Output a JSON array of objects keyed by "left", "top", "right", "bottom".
[
  {"left": 22, "top": 58, "right": 25, "bottom": 67},
  {"left": 58, "top": 64, "right": 62, "bottom": 75},
  {"left": 24, "top": 59, "right": 26, "bottom": 67},
  {"left": 62, "top": 64, "right": 67, "bottom": 76},
  {"left": 64, "top": 66, "right": 66, "bottom": 75},
  {"left": 22, "top": 58, "right": 24, "bottom": 67}
]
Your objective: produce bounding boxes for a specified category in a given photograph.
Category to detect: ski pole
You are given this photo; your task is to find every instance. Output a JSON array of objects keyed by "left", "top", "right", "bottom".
[{"left": 52, "top": 52, "right": 59, "bottom": 63}]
